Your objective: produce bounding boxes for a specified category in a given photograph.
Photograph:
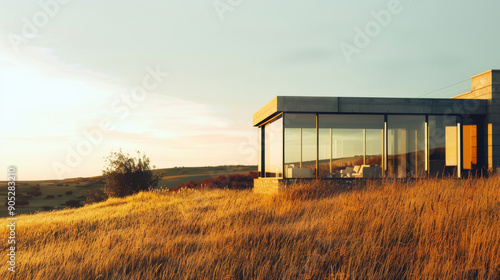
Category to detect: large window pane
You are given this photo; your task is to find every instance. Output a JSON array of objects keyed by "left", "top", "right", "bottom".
[
  {"left": 428, "top": 116, "right": 458, "bottom": 177},
  {"left": 366, "top": 129, "right": 384, "bottom": 166},
  {"left": 319, "top": 128, "right": 332, "bottom": 176},
  {"left": 388, "top": 115, "right": 426, "bottom": 178},
  {"left": 264, "top": 116, "right": 283, "bottom": 177},
  {"left": 284, "top": 114, "right": 316, "bottom": 178},
  {"left": 302, "top": 128, "right": 317, "bottom": 171},
  {"left": 319, "top": 114, "right": 384, "bottom": 178}
]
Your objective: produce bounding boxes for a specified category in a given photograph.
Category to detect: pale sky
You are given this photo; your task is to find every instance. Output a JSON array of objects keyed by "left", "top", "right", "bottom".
[{"left": 1, "top": 0, "right": 500, "bottom": 180}]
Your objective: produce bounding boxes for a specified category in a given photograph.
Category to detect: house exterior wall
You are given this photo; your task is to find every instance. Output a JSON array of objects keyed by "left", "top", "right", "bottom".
[
  {"left": 253, "top": 70, "right": 499, "bottom": 193},
  {"left": 453, "top": 70, "right": 500, "bottom": 173}
]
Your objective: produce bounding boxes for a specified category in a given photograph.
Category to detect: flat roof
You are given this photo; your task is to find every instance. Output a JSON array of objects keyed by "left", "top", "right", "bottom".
[{"left": 253, "top": 96, "right": 488, "bottom": 126}]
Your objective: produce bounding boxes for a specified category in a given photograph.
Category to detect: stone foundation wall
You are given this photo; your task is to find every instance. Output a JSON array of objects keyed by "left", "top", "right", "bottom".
[
  {"left": 253, "top": 178, "right": 282, "bottom": 194},
  {"left": 253, "top": 178, "right": 350, "bottom": 194}
]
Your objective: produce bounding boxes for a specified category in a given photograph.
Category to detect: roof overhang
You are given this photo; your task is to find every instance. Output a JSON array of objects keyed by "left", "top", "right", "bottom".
[{"left": 253, "top": 96, "right": 488, "bottom": 126}]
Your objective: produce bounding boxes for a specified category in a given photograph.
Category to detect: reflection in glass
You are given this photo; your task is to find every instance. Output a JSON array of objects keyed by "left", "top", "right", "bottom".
[
  {"left": 388, "top": 115, "right": 426, "bottom": 178},
  {"left": 366, "top": 129, "right": 384, "bottom": 166},
  {"left": 259, "top": 111, "right": 478, "bottom": 179},
  {"left": 428, "top": 116, "right": 457, "bottom": 177},
  {"left": 319, "top": 114, "right": 384, "bottom": 178},
  {"left": 264, "top": 116, "right": 283, "bottom": 177},
  {"left": 284, "top": 114, "right": 316, "bottom": 178},
  {"left": 301, "top": 128, "right": 317, "bottom": 171},
  {"left": 319, "top": 128, "right": 332, "bottom": 174}
]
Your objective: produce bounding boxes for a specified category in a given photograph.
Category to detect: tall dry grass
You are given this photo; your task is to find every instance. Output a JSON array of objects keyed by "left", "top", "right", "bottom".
[{"left": 1, "top": 176, "right": 500, "bottom": 279}]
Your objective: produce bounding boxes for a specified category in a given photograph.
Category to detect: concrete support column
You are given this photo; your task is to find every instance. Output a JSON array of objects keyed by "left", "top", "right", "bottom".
[{"left": 490, "top": 71, "right": 500, "bottom": 174}]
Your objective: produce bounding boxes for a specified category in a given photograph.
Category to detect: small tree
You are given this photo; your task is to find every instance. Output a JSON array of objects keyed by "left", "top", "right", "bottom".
[{"left": 103, "top": 150, "right": 161, "bottom": 198}]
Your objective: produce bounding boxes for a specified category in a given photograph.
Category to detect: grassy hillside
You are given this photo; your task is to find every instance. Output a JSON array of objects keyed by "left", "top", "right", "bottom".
[
  {"left": 0, "top": 165, "right": 256, "bottom": 217},
  {"left": 2, "top": 176, "right": 500, "bottom": 279}
]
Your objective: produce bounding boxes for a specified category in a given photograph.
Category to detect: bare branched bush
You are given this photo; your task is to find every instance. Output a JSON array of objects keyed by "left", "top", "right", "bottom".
[{"left": 102, "top": 150, "right": 161, "bottom": 198}]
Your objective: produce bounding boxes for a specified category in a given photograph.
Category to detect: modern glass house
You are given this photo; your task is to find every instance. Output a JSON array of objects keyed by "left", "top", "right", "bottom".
[{"left": 253, "top": 70, "right": 500, "bottom": 193}]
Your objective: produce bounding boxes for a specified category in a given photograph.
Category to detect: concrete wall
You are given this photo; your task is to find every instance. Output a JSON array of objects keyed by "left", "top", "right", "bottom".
[
  {"left": 492, "top": 70, "right": 500, "bottom": 173},
  {"left": 337, "top": 98, "right": 486, "bottom": 115},
  {"left": 253, "top": 178, "right": 282, "bottom": 194},
  {"left": 454, "top": 70, "right": 500, "bottom": 172}
]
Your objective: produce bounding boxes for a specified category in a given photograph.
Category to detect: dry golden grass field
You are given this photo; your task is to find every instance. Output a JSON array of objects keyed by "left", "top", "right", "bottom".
[{"left": 2, "top": 176, "right": 500, "bottom": 279}]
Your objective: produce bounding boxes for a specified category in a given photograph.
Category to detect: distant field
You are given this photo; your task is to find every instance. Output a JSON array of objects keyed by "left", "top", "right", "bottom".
[
  {"left": 0, "top": 165, "right": 256, "bottom": 217},
  {"left": 155, "top": 165, "right": 257, "bottom": 189},
  {"left": 0, "top": 176, "right": 105, "bottom": 217},
  {"left": 1, "top": 176, "right": 499, "bottom": 279}
]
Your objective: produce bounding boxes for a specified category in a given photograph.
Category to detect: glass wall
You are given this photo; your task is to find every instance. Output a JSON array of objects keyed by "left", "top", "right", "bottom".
[
  {"left": 428, "top": 116, "right": 458, "bottom": 177},
  {"left": 258, "top": 112, "right": 476, "bottom": 179},
  {"left": 388, "top": 115, "right": 426, "bottom": 178},
  {"left": 284, "top": 114, "right": 316, "bottom": 178},
  {"left": 319, "top": 115, "right": 384, "bottom": 178},
  {"left": 366, "top": 129, "right": 384, "bottom": 166},
  {"left": 264, "top": 116, "right": 283, "bottom": 177}
]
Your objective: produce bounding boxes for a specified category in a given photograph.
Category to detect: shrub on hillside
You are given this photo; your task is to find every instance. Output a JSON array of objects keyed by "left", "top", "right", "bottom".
[
  {"left": 248, "top": 171, "right": 258, "bottom": 179},
  {"left": 85, "top": 189, "right": 108, "bottom": 205},
  {"left": 103, "top": 150, "right": 161, "bottom": 198},
  {"left": 45, "top": 195, "right": 55, "bottom": 199},
  {"left": 27, "top": 186, "right": 42, "bottom": 196},
  {"left": 28, "top": 191, "right": 42, "bottom": 197},
  {"left": 66, "top": 191, "right": 73, "bottom": 195},
  {"left": 174, "top": 181, "right": 197, "bottom": 190},
  {"left": 65, "top": 200, "right": 81, "bottom": 208}
]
